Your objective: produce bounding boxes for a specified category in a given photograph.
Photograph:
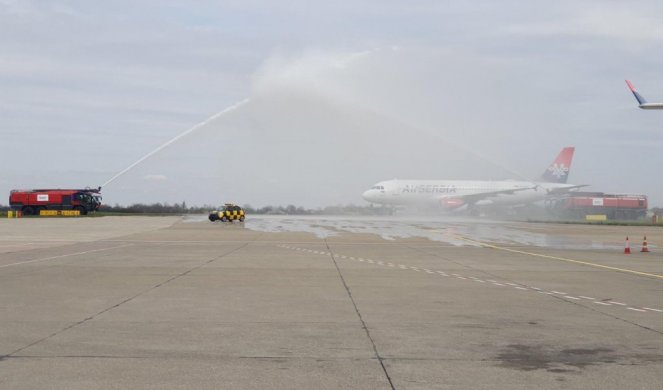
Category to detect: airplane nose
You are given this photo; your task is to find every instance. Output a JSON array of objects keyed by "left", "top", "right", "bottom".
[{"left": 362, "top": 190, "right": 372, "bottom": 201}]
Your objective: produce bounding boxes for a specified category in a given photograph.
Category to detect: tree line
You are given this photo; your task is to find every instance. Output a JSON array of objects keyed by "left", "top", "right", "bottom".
[{"left": 0, "top": 202, "right": 391, "bottom": 215}]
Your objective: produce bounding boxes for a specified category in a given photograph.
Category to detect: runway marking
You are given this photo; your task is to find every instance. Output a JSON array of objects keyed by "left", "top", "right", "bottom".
[
  {"left": 277, "top": 244, "right": 663, "bottom": 316},
  {"left": 457, "top": 236, "right": 663, "bottom": 280},
  {"left": 0, "top": 244, "right": 134, "bottom": 269}
]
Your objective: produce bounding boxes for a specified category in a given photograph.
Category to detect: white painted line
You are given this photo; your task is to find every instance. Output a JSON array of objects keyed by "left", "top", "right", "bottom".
[
  {"left": 530, "top": 287, "right": 541, "bottom": 291},
  {"left": 349, "top": 257, "right": 355, "bottom": 260},
  {"left": 410, "top": 268, "right": 420, "bottom": 272},
  {"left": 608, "top": 301, "right": 627, "bottom": 306},
  {"left": 474, "top": 279, "right": 486, "bottom": 283},
  {"left": 436, "top": 271, "right": 448, "bottom": 276},
  {"left": 487, "top": 280, "right": 498, "bottom": 283},
  {"left": 399, "top": 265, "right": 407, "bottom": 269},
  {"left": 422, "top": 268, "right": 431, "bottom": 272},
  {"left": 452, "top": 274, "right": 461, "bottom": 277},
  {"left": 376, "top": 261, "right": 384, "bottom": 265},
  {"left": 514, "top": 287, "right": 527, "bottom": 290},
  {"left": 367, "top": 260, "right": 374, "bottom": 264},
  {"left": 564, "top": 296, "right": 581, "bottom": 300},
  {"left": 627, "top": 307, "right": 647, "bottom": 312},
  {"left": 594, "top": 302, "right": 612, "bottom": 306},
  {"left": 493, "top": 283, "right": 505, "bottom": 286},
  {"left": 551, "top": 291, "right": 567, "bottom": 295},
  {"left": 426, "top": 271, "right": 434, "bottom": 274},
  {"left": 538, "top": 291, "right": 554, "bottom": 295},
  {"left": 579, "top": 296, "right": 596, "bottom": 300},
  {"left": 388, "top": 264, "right": 395, "bottom": 267},
  {"left": 455, "top": 276, "right": 467, "bottom": 280},
  {"left": 643, "top": 307, "right": 663, "bottom": 313},
  {"left": 505, "top": 283, "right": 518, "bottom": 286},
  {"left": 0, "top": 244, "right": 134, "bottom": 269}
]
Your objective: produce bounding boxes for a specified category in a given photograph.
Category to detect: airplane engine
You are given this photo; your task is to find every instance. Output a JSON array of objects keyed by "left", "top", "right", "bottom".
[{"left": 441, "top": 198, "right": 465, "bottom": 209}]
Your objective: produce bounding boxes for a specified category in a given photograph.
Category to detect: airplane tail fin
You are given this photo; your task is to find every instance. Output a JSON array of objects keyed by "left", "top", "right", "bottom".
[
  {"left": 540, "top": 147, "right": 575, "bottom": 184},
  {"left": 626, "top": 80, "right": 647, "bottom": 105}
]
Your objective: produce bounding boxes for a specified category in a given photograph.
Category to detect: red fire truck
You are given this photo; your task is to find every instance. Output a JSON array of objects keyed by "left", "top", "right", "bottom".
[
  {"left": 547, "top": 192, "right": 647, "bottom": 220},
  {"left": 9, "top": 188, "right": 102, "bottom": 215}
]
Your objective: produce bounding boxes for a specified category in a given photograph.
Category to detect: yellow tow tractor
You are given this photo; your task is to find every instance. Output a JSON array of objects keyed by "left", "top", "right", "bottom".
[{"left": 209, "top": 203, "right": 245, "bottom": 222}]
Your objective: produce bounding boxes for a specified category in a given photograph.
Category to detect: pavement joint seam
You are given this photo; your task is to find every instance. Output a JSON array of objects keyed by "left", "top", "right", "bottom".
[
  {"left": 1, "top": 243, "right": 249, "bottom": 360},
  {"left": 322, "top": 240, "right": 396, "bottom": 390}
]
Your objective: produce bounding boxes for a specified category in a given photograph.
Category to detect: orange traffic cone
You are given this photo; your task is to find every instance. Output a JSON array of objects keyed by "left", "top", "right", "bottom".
[
  {"left": 624, "top": 236, "right": 631, "bottom": 254},
  {"left": 641, "top": 236, "right": 649, "bottom": 253}
]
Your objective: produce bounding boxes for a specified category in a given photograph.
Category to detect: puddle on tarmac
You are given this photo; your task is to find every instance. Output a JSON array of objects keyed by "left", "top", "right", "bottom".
[{"left": 196, "top": 215, "right": 623, "bottom": 250}]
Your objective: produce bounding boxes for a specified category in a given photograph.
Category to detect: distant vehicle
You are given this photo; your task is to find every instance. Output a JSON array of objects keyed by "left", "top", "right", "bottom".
[
  {"left": 625, "top": 80, "right": 663, "bottom": 109},
  {"left": 9, "top": 188, "right": 102, "bottom": 215},
  {"left": 362, "top": 147, "right": 585, "bottom": 211},
  {"left": 209, "top": 204, "right": 245, "bottom": 222},
  {"left": 547, "top": 192, "right": 647, "bottom": 220}
]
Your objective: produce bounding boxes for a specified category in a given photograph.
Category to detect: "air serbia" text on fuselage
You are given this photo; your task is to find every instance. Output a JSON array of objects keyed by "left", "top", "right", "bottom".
[{"left": 402, "top": 184, "right": 457, "bottom": 194}]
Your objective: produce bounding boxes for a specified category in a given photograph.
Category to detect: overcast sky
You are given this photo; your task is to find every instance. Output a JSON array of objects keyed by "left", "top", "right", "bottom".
[{"left": 2, "top": 1, "right": 663, "bottom": 208}]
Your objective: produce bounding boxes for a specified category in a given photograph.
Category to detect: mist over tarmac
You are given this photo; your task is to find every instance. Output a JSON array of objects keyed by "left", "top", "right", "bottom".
[{"left": 81, "top": 48, "right": 638, "bottom": 208}]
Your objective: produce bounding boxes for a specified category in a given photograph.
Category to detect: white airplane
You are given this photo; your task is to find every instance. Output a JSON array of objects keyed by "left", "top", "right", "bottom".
[
  {"left": 362, "top": 147, "right": 584, "bottom": 211},
  {"left": 626, "top": 80, "right": 663, "bottom": 109}
]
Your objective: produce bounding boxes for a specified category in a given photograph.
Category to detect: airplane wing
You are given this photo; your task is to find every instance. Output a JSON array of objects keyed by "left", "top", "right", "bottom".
[
  {"left": 439, "top": 186, "right": 536, "bottom": 208},
  {"left": 545, "top": 184, "right": 589, "bottom": 194}
]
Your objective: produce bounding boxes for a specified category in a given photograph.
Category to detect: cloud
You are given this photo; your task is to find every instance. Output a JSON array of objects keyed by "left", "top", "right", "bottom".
[{"left": 503, "top": 4, "right": 663, "bottom": 44}]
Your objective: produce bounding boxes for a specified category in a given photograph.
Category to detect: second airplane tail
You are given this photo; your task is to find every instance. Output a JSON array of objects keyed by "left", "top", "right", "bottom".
[
  {"left": 626, "top": 80, "right": 648, "bottom": 105},
  {"left": 540, "top": 147, "right": 575, "bottom": 184}
]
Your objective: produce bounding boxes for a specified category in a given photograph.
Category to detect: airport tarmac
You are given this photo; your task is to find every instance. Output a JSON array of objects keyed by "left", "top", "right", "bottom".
[{"left": 0, "top": 215, "right": 662, "bottom": 389}]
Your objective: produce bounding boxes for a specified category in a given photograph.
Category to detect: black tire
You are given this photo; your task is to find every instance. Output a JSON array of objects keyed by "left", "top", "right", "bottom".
[
  {"left": 74, "top": 206, "right": 87, "bottom": 215},
  {"left": 239, "top": 216, "right": 245, "bottom": 222},
  {"left": 34, "top": 206, "right": 45, "bottom": 216},
  {"left": 22, "top": 206, "right": 35, "bottom": 216},
  {"left": 208, "top": 214, "right": 218, "bottom": 222}
]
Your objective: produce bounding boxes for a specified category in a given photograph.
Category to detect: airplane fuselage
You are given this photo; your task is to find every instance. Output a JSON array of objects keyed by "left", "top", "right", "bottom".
[
  {"left": 639, "top": 103, "right": 663, "bottom": 110},
  {"left": 362, "top": 179, "right": 576, "bottom": 208}
]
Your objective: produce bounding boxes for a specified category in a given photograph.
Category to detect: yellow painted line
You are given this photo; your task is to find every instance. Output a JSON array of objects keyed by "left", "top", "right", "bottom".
[{"left": 457, "top": 236, "right": 663, "bottom": 280}]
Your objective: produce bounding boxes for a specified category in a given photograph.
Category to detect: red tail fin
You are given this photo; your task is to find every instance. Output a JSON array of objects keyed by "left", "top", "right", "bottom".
[{"left": 540, "top": 147, "right": 575, "bottom": 183}]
